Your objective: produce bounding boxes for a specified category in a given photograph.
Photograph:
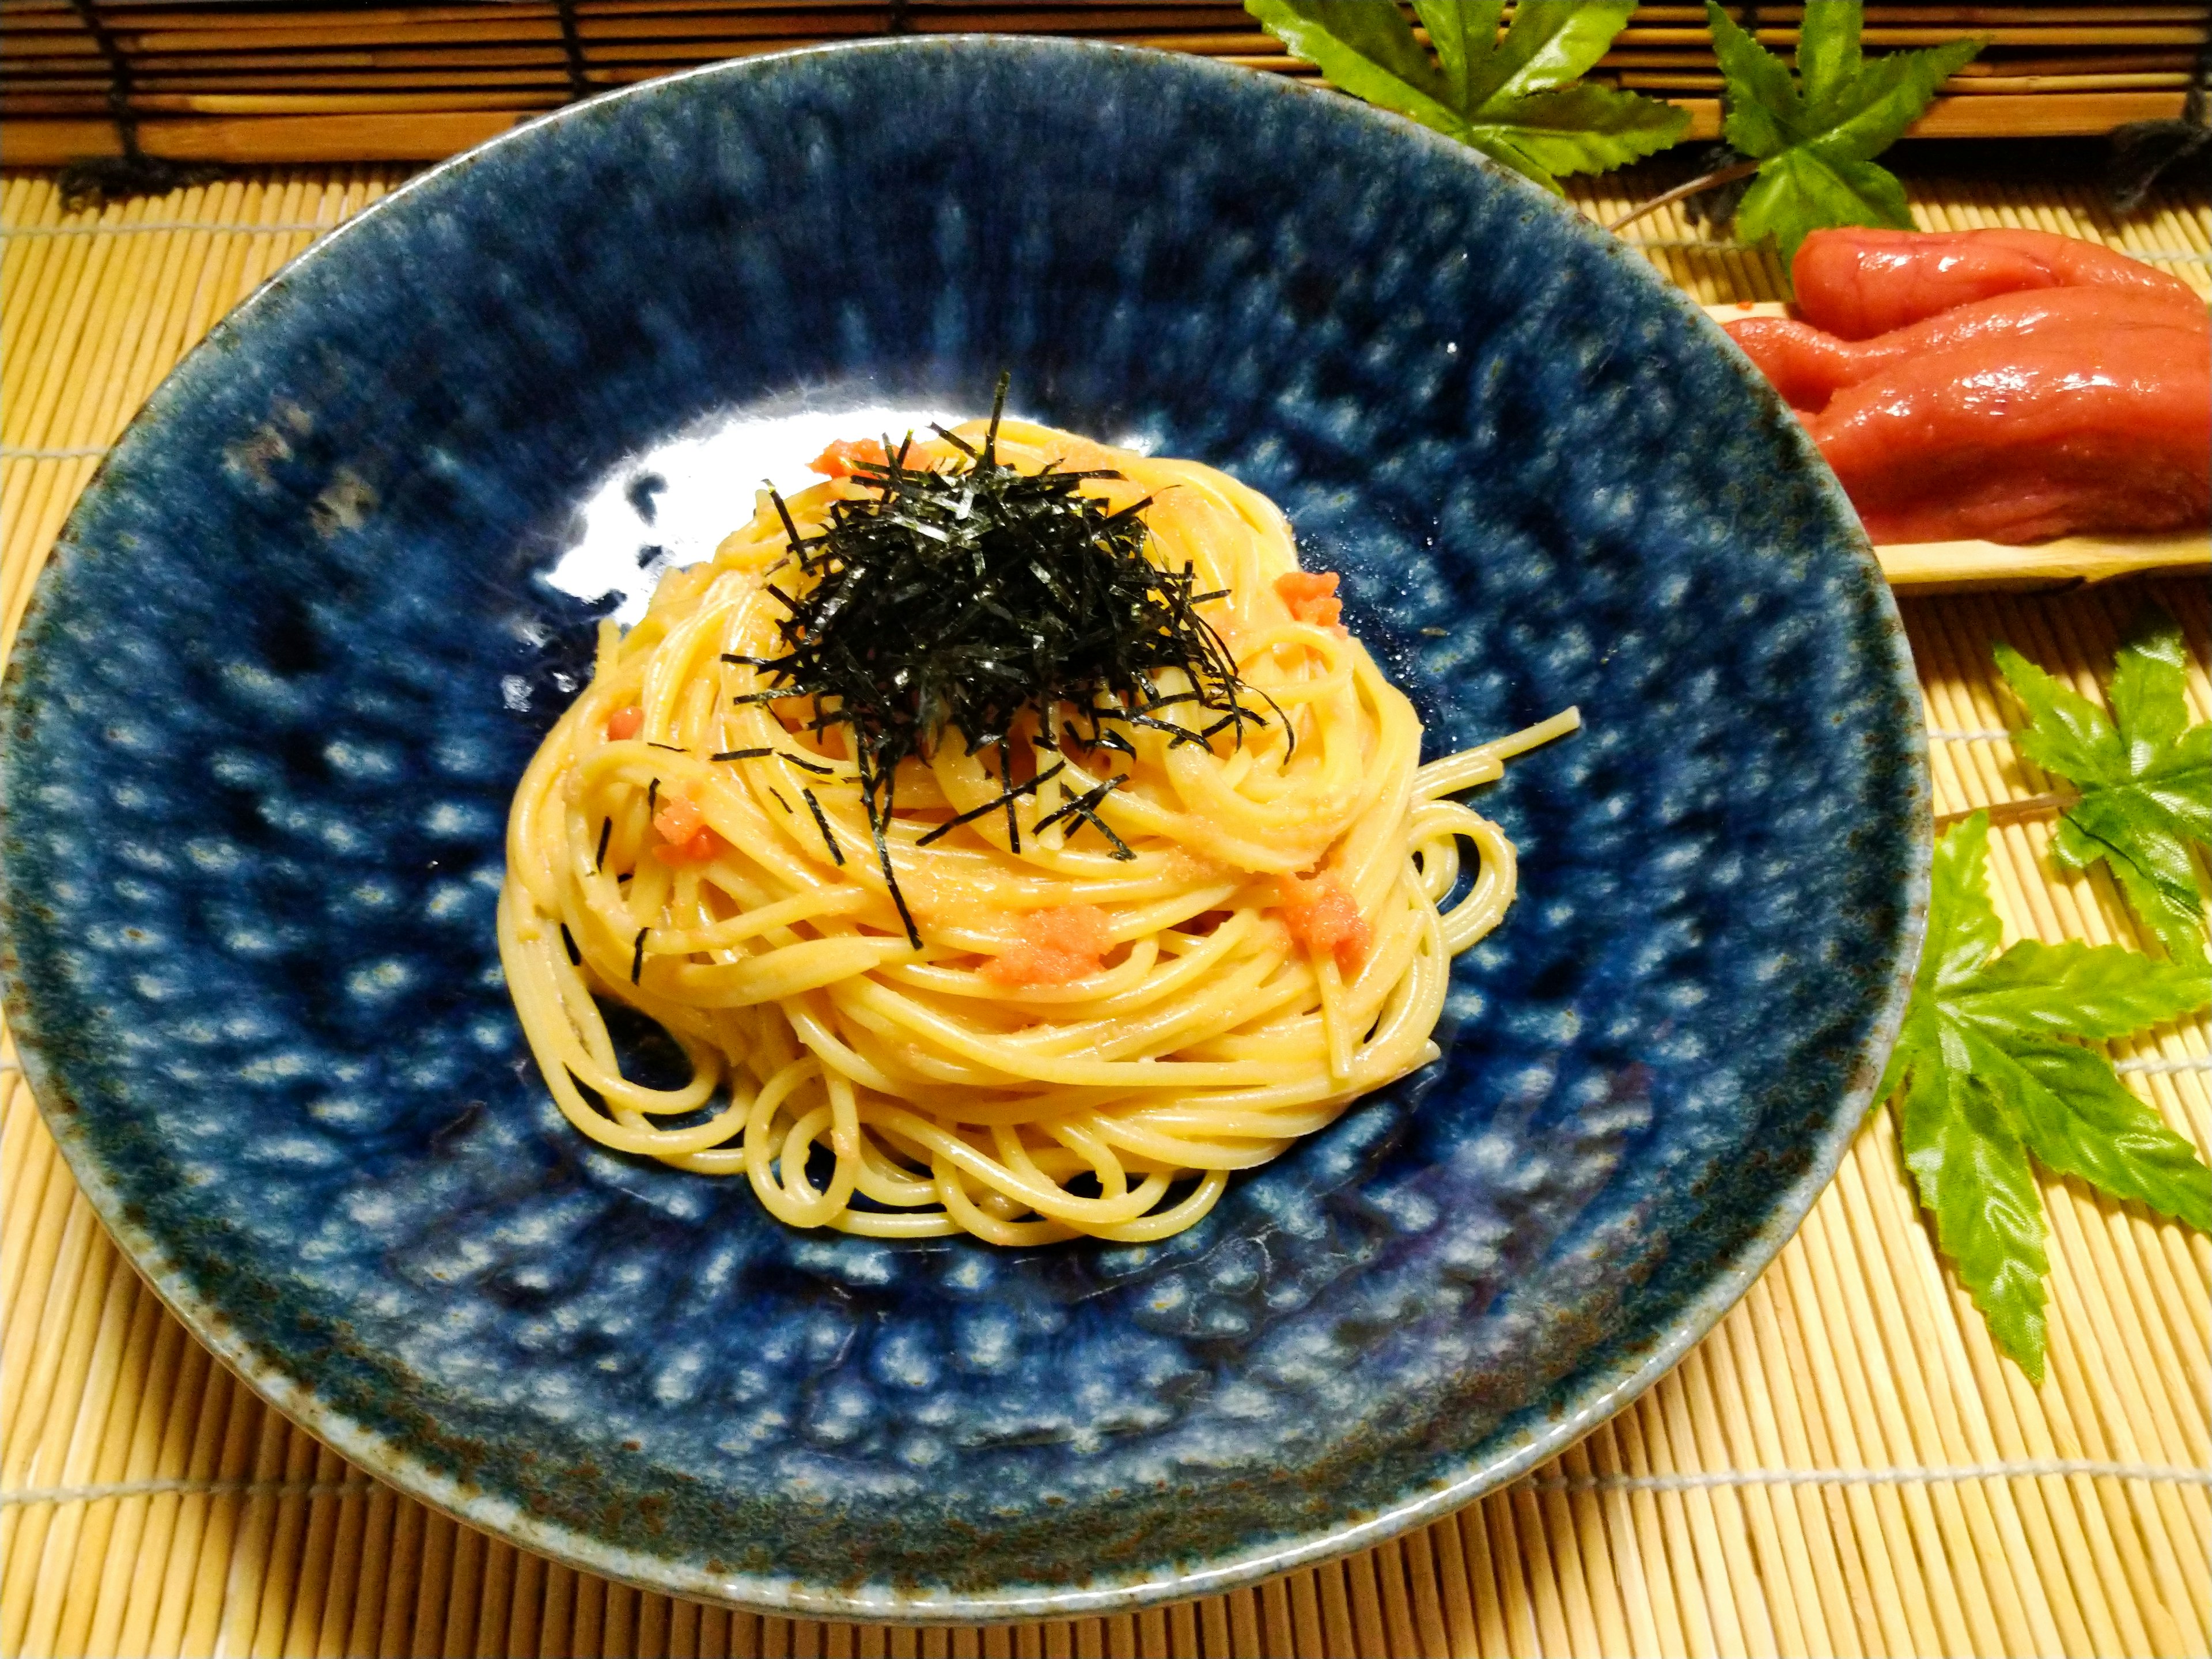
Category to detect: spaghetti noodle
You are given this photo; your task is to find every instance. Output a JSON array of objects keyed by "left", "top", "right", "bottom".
[{"left": 499, "top": 415, "right": 1574, "bottom": 1244}]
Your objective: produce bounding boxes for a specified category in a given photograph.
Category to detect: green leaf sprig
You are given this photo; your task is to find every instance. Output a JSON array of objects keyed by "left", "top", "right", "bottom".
[
  {"left": 1706, "top": 1, "right": 1983, "bottom": 267},
  {"left": 1245, "top": 1, "right": 1689, "bottom": 192},
  {"left": 1881, "top": 813, "right": 2210, "bottom": 1381},
  {"left": 1994, "top": 608, "right": 2211, "bottom": 964}
]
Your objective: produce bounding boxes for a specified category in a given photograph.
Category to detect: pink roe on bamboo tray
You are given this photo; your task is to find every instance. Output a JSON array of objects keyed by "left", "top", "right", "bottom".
[
  {"left": 1724, "top": 286, "right": 2205, "bottom": 414},
  {"left": 1721, "top": 228, "right": 2211, "bottom": 545},
  {"left": 1806, "top": 328, "right": 2211, "bottom": 546},
  {"left": 1789, "top": 225, "right": 2198, "bottom": 338}
]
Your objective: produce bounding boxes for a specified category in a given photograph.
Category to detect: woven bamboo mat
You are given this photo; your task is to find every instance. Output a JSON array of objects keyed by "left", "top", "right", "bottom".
[{"left": 1, "top": 160, "right": 2207, "bottom": 1659}]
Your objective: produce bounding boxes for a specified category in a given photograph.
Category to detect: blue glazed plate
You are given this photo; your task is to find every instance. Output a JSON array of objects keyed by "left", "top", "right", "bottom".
[{"left": 0, "top": 39, "right": 1928, "bottom": 1620}]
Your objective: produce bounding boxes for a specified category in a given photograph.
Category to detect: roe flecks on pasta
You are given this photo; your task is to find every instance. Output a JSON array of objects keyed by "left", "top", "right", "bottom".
[{"left": 499, "top": 397, "right": 1575, "bottom": 1245}]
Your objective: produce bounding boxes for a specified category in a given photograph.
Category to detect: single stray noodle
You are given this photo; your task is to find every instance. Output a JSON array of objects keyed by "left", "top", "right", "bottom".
[{"left": 499, "top": 419, "right": 1576, "bottom": 1244}]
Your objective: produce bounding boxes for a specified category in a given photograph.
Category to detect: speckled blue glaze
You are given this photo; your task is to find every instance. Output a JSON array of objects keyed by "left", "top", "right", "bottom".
[{"left": 0, "top": 39, "right": 1928, "bottom": 1619}]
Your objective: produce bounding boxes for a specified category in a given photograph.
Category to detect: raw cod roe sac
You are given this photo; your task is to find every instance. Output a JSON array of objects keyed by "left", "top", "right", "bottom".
[
  {"left": 1805, "top": 325, "right": 2212, "bottom": 545},
  {"left": 1724, "top": 286, "right": 2207, "bottom": 412},
  {"left": 1793, "top": 226, "right": 2199, "bottom": 339}
]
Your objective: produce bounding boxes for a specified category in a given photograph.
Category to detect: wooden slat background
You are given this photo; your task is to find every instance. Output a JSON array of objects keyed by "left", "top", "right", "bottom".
[
  {"left": 0, "top": 0, "right": 2205, "bottom": 162},
  {"left": 1, "top": 162, "right": 2208, "bottom": 1658}
]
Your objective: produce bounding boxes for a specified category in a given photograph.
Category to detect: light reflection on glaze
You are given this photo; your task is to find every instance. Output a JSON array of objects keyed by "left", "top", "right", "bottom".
[
  {"left": 545, "top": 405, "right": 948, "bottom": 621},
  {"left": 547, "top": 406, "right": 1165, "bottom": 623}
]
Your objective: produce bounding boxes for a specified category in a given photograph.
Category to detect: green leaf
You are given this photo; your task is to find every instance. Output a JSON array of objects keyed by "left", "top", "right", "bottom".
[
  {"left": 1957, "top": 938, "right": 2211, "bottom": 1041},
  {"left": 1471, "top": 84, "right": 1696, "bottom": 192},
  {"left": 1460, "top": 1, "right": 1635, "bottom": 106},
  {"left": 1895, "top": 1041, "right": 2048, "bottom": 1380},
  {"left": 1802, "top": 37, "right": 1980, "bottom": 168},
  {"left": 2108, "top": 611, "right": 2192, "bottom": 760},
  {"left": 1923, "top": 808, "right": 2003, "bottom": 990},
  {"left": 1706, "top": 1, "right": 1983, "bottom": 266},
  {"left": 1969, "top": 1033, "right": 2212, "bottom": 1234},
  {"left": 1995, "top": 608, "right": 2212, "bottom": 960},
  {"left": 1879, "top": 811, "right": 2212, "bottom": 1379},
  {"left": 1734, "top": 147, "right": 1910, "bottom": 256},
  {"left": 1794, "top": 2, "right": 1862, "bottom": 110},
  {"left": 1412, "top": 0, "right": 1499, "bottom": 108},
  {"left": 1245, "top": 1, "right": 1461, "bottom": 133},
  {"left": 1709, "top": 3, "right": 1801, "bottom": 156},
  {"left": 1247, "top": 0, "right": 1688, "bottom": 190},
  {"left": 1993, "top": 643, "right": 2123, "bottom": 784}
]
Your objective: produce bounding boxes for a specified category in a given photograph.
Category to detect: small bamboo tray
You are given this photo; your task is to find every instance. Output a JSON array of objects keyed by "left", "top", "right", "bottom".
[{"left": 1, "top": 164, "right": 2207, "bottom": 1659}]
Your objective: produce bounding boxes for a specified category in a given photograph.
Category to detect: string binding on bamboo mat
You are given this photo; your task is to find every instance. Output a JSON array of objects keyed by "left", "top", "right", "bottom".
[
  {"left": 2, "top": 1478, "right": 382, "bottom": 1508},
  {"left": 0, "top": 220, "right": 343, "bottom": 238},
  {"left": 54, "top": 0, "right": 220, "bottom": 210},
  {"left": 2107, "top": 26, "right": 2212, "bottom": 213},
  {"left": 1514, "top": 1461, "right": 2212, "bottom": 1496}
]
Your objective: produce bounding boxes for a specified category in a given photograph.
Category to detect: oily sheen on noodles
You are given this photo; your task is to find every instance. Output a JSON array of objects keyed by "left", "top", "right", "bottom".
[{"left": 499, "top": 414, "right": 1573, "bottom": 1244}]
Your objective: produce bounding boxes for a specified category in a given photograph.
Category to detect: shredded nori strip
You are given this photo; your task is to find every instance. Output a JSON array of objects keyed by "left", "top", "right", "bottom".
[
  {"left": 1033, "top": 775, "right": 1135, "bottom": 859},
  {"left": 768, "top": 788, "right": 793, "bottom": 814},
  {"left": 595, "top": 817, "right": 612, "bottom": 873},
  {"left": 738, "top": 374, "right": 1270, "bottom": 941},
  {"left": 646, "top": 741, "right": 687, "bottom": 753},
  {"left": 914, "top": 760, "right": 1066, "bottom": 848},
  {"left": 800, "top": 786, "right": 843, "bottom": 866},
  {"left": 647, "top": 778, "right": 659, "bottom": 818},
  {"left": 631, "top": 927, "right": 648, "bottom": 984},
  {"left": 711, "top": 747, "right": 775, "bottom": 762}
]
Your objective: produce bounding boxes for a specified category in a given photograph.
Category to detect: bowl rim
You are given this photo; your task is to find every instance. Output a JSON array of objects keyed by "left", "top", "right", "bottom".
[{"left": 1, "top": 31, "right": 1932, "bottom": 1622}]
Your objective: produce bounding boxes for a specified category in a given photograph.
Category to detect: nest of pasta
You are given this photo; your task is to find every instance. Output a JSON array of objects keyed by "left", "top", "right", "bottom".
[{"left": 499, "top": 410, "right": 1569, "bottom": 1244}]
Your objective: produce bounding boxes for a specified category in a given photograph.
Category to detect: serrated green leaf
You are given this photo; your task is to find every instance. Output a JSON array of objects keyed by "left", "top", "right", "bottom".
[
  {"left": 1474, "top": 84, "right": 1691, "bottom": 190},
  {"left": 1464, "top": 1, "right": 1638, "bottom": 106},
  {"left": 2096, "top": 846, "right": 2210, "bottom": 967},
  {"left": 1708, "top": 3, "right": 1800, "bottom": 155},
  {"left": 1247, "top": 0, "right": 1463, "bottom": 135},
  {"left": 1993, "top": 642, "right": 2126, "bottom": 785},
  {"left": 1705, "top": 2, "right": 1983, "bottom": 266},
  {"left": 2147, "top": 724, "right": 2212, "bottom": 842},
  {"left": 2066, "top": 794, "right": 2210, "bottom": 962},
  {"left": 2108, "top": 611, "right": 2191, "bottom": 760},
  {"left": 1895, "top": 1050, "right": 2047, "bottom": 1380},
  {"left": 1247, "top": 0, "right": 1685, "bottom": 190},
  {"left": 1802, "top": 37, "right": 1980, "bottom": 167},
  {"left": 1924, "top": 809, "right": 2003, "bottom": 988},
  {"left": 1996, "top": 609, "right": 2211, "bottom": 960},
  {"left": 1874, "top": 987, "right": 1940, "bottom": 1125},
  {"left": 1878, "top": 811, "right": 2212, "bottom": 1380},
  {"left": 1733, "top": 146, "right": 1912, "bottom": 257},
  {"left": 1795, "top": 2, "right": 1861, "bottom": 111},
  {"left": 1969, "top": 1033, "right": 2212, "bottom": 1234},
  {"left": 1412, "top": 0, "right": 1499, "bottom": 109},
  {"left": 1957, "top": 938, "right": 2211, "bottom": 1041}
]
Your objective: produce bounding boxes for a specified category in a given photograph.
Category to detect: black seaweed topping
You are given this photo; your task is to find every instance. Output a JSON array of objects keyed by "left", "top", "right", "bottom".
[
  {"left": 800, "top": 786, "right": 843, "bottom": 867},
  {"left": 743, "top": 376, "right": 1275, "bottom": 946}
]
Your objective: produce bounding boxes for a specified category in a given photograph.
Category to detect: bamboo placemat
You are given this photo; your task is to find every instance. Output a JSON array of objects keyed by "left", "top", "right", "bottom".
[
  {"left": 2, "top": 162, "right": 2207, "bottom": 1659},
  {"left": 2, "top": 1, "right": 2203, "bottom": 164}
]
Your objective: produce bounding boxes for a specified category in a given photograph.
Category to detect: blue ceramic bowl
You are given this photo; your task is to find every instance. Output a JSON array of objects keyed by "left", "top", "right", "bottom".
[{"left": 0, "top": 38, "right": 1928, "bottom": 1619}]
